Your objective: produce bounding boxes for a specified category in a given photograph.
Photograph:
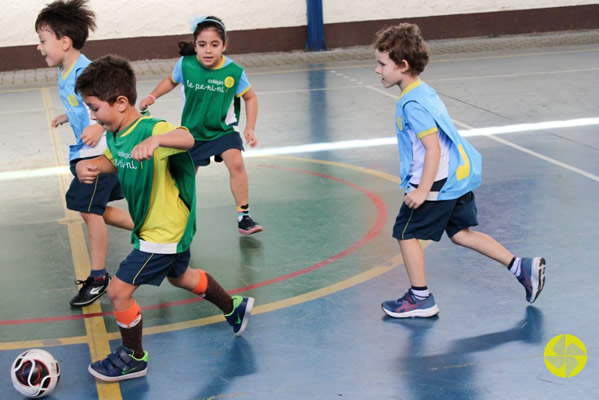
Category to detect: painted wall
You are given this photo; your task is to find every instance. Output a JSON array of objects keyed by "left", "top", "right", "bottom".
[{"left": 4, "top": 0, "right": 597, "bottom": 48}]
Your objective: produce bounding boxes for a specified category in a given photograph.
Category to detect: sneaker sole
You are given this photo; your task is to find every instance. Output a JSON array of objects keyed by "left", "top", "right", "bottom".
[
  {"left": 238, "top": 226, "right": 263, "bottom": 235},
  {"left": 235, "top": 297, "right": 255, "bottom": 336},
  {"left": 88, "top": 364, "right": 148, "bottom": 382},
  {"left": 529, "top": 257, "right": 546, "bottom": 304},
  {"left": 382, "top": 304, "right": 440, "bottom": 318}
]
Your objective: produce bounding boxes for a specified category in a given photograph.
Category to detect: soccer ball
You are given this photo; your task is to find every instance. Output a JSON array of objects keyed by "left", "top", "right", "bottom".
[{"left": 10, "top": 349, "right": 60, "bottom": 398}]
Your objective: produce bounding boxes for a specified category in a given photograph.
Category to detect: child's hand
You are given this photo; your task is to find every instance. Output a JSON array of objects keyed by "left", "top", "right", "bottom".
[
  {"left": 404, "top": 189, "right": 427, "bottom": 209},
  {"left": 80, "top": 125, "right": 104, "bottom": 147},
  {"left": 51, "top": 114, "right": 68, "bottom": 128},
  {"left": 244, "top": 128, "right": 258, "bottom": 148},
  {"left": 131, "top": 136, "right": 159, "bottom": 161},
  {"left": 139, "top": 95, "right": 155, "bottom": 111},
  {"left": 76, "top": 161, "right": 100, "bottom": 184}
]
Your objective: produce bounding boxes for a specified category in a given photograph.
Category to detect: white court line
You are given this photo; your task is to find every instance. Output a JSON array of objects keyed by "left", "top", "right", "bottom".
[{"left": 1, "top": 117, "right": 598, "bottom": 182}]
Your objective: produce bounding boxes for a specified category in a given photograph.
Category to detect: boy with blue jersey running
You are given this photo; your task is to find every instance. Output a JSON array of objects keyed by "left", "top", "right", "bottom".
[
  {"left": 374, "top": 23, "right": 546, "bottom": 318},
  {"left": 75, "top": 54, "right": 254, "bottom": 381},
  {"left": 35, "top": 0, "right": 134, "bottom": 307}
]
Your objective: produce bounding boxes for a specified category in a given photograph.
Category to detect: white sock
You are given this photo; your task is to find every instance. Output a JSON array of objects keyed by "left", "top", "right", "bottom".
[
  {"left": 410, "top": 287, "right": 429, "bottom": 300},
  {"left": 510, "top": 257, "right": 522, "bottom": 277}
]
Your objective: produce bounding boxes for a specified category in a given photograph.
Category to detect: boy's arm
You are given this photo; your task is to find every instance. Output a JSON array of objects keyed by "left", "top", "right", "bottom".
[
  {"left": 241, "top": 88, "right": 258, "bottom": 147},
  {"left": 131, "top": 128, "right": 194, "bottom": 161},
  {"left": 139, "top": 76, "right": 178, "bottom": 111},
  {"left": 80, "top": 123, "right": 104, "bottom": 147},
  {"left": 75, "top": 155, "right": 117, "bottom": 184},
  {"left": 404, "top": 132, "right": 440, "bottom": 209},
  {"left": 51, "top": 114, "right": 68, "bottom": 128}
]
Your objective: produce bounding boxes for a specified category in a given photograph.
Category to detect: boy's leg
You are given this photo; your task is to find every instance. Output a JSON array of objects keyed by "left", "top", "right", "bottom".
[
  {"left": 103, "top": 206, "right": 134, "bottom": 230},
  {"left": 70, "top": 212, "right": 111, "bottom": 307},
  {"left": 168, "top": 267, "right": 254, "bottom": 336},
  {"left": 449, "top": 228, "right": 513, "bottom": 266},
  {"left": 381, "top": 239, "right": 440, "bottom": 318},
  {"left": 88, "top": 276, "right": 148, "bottom": 382},
  {"left": 398, "top": 238, "right": 427, "bottom": 286},
  {"left": 222, "top": 149, "right": 263, "bottom": 234},
  {"left": 451, "top": 228, "right": 546, "bottom": 303}
]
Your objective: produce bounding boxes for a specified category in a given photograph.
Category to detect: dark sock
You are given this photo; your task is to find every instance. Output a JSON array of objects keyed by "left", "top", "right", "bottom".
[
  {"left": 90, "top": 269, "right": 107, "bottom": 280},
  {"left": 204, "top": 273, "right": 234, "bottom": 314},
  {"left": 119, "top": 318, "right": 144, "bottom": 359}
]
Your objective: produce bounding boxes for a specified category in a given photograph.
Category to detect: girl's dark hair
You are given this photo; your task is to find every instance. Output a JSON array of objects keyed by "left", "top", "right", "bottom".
[
  {"left": 178, "top": 16, "right": 226, "bottom": 56},
  {"left": 35, "top": 0, "right": 96, "bottom": 50},
  {"left": 373, "top": 23, "right": 430, "bottom": 75},
  {"left": 75, "top": 54, "right": 137, "bottom": 105}
]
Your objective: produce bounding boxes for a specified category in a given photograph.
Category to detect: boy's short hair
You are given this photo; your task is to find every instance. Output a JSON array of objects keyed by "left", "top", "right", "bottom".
[
  {"left": 35, "top": 0, "right": 96, "bottom": 50},
  {"left": 373, "top": 23, "right": 430, "bottom": 75},
  {"left": 75, "top": 55, "right": 137, "bottom": 105}
]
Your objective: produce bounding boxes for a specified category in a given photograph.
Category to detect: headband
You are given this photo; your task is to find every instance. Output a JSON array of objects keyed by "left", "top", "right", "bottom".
[{"left": 189, "top": 16, "right": 226, "bottom": 34}]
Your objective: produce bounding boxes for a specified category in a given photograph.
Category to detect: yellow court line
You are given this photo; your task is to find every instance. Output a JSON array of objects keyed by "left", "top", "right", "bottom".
[{"left": 40, "top": 89, "right": 122, "bottom": 399}]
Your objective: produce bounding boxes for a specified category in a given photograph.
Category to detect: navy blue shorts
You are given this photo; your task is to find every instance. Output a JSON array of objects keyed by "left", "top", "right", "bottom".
[
  {"left": 393, "top": 191, "right": 479, "bottom": 242},
  {"left": 189, "top": 132, "right": 244, "bottom": 166},
  {"left": 116, "top": 249, "right": 191, "bottom": 286},
  {"left": 66, "top": 157, "right": 124, "bottom": 215}
]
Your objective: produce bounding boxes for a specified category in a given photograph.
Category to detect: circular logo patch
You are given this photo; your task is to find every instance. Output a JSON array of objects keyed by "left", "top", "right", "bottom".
[
  {"left": 68, "top": 94, "right": 79, "bottom": 107},
  {"left": 544, "top": 334, "right": 587, "bottom": 378},
  {"left": 224, "top": 77, "right": 235, "bottom": 88}
]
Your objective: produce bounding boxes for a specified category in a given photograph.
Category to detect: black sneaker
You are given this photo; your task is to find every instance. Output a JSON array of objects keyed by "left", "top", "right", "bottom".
[
  {"left": 70, "top": 273, "right": 111, "bottom": 307},
  {"left": 238, "top": 215, "right": 263, "bottom": 235}
]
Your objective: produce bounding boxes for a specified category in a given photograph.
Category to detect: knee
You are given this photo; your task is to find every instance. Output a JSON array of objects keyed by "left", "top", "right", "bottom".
[
  {"left": 106, "top": 283, "right": 126, "bottom": 304},
  {"left": 449, "top": 228, "right": 469, "bottom": 246}
]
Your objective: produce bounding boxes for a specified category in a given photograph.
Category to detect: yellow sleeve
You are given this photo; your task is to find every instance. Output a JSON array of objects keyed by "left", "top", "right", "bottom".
[
  {"left": 104, "top": 148, "right": 115, "bottom": 164},
  {"left": 152, "top": 121, "right": 190, "bottom": 159}
]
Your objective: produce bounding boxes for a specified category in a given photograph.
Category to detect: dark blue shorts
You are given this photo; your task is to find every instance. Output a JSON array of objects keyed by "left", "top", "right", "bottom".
[
  {"left": 189, "top": 132, "right": 244, "bottom": 167},
  {"left": 393, "top": 191, "right": 479, "bottom": 242},
  {"left": 66, "top": 157, "right": 124, "bottom": 215},
  {"left": 116, "top": 249, "right": 191, "bottom": 286}
]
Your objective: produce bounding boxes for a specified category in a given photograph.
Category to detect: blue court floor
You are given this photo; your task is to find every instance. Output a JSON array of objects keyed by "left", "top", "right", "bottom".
[{"left": 0, "top": 33, "right": 598, "bottom": 399}]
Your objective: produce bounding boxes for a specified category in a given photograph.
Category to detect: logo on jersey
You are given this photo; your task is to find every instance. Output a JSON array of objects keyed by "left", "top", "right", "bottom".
[
  {"left": 68, "top": 94, "right": 79, "bottom": 107},
  {"left": 396, "top": 116, "right": 403, "bottom": 131},
  {"left": 114, "top": 151, "right": 140, "bottom": 170},
  {"left": 224, "top": 76, "right": 235, "bottom": 88}
]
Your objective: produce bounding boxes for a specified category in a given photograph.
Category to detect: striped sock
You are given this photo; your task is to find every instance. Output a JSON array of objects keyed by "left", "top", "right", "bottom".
[
  {"left": 410, "top": 286, "right": 429, "bottom": 300},
  {"left": 237, "top": 204, "right": 249, "bottom": 222}
]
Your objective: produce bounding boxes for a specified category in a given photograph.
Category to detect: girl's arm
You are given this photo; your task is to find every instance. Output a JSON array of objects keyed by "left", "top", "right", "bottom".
[
  {"left": 242, "top": 88, "right": 258, "bottom": 147},
  {"left": 139, "top": 76, "right": 179, "bottom": 111},
  {"left": 131, "top": 129, "right": 194, "bottom": 161}
]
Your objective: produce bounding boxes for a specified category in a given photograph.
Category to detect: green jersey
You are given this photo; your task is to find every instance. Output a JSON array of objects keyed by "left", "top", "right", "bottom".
[
  {"left": 105, "top": 116, "right": 196, "bottom": 253},
  {"left": 175, "top": 55, "right": 249, "bottom": 141}
]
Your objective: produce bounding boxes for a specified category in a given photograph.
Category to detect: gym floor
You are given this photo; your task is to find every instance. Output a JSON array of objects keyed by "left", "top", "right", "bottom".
[{"left": 0, "top": 32, "right": 598, "bottom": 399}]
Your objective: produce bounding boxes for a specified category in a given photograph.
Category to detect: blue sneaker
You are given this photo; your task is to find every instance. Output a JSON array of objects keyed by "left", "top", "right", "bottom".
[
  {"left": 517, "top": 257, "right": 546, "bottom": 303},
  {"left": 382, "top": 290, "right": 439, "bottom": 318},
  {"left": 88, "top": 344, "right": 148, "bottom": 382},
  {"left": 225, "top": 295, "right": 255, "bottom": 336}
]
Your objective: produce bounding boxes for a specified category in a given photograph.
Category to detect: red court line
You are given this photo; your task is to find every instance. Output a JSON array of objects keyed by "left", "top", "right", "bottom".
[{"left": 1, "top": 165, "right": 387, "bottom": 325}]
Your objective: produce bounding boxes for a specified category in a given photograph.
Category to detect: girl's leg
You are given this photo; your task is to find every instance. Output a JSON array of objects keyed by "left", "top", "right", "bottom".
[
  {"left": 221, "top": 148, "right": 248, "bottom": 206},
  {"left": 450, "top": 228, "right": 513, "bottom": 267}
]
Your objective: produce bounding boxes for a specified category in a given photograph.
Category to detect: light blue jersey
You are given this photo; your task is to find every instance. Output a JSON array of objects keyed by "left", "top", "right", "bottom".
[
  {"left": 395, "top": 80, "right": 482, "bottom": 200},
  {"left": 58, "top": 54, "right": 106, "bottom": 161}
]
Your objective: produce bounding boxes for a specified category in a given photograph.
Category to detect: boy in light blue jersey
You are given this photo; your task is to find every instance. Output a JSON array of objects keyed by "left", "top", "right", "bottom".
[
  {"left": 374, "top": 23, "right": 546, "bottom": 318},
  {"left": 35, "top": 0, "right": 133, "bottom": 307}
]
